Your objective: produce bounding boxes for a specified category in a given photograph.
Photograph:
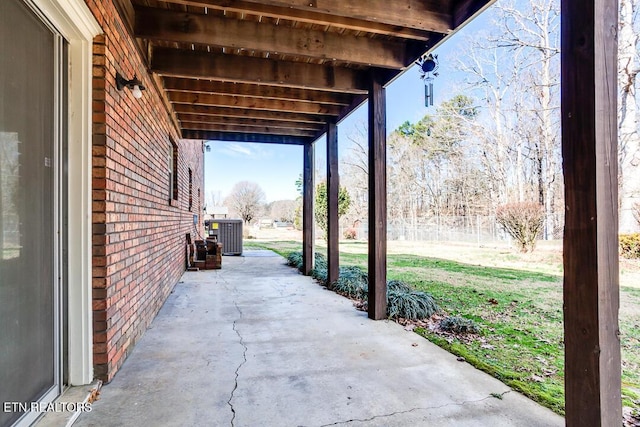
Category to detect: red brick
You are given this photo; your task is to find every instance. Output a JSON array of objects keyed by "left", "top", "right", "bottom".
[{"left": 86, "top": 0, "right": 204, "bottom": 383}]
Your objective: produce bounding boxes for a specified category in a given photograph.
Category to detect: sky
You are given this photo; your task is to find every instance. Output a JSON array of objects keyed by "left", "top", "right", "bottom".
[{"left": 203, "top": 11, "right": 491, "bottom": 205}]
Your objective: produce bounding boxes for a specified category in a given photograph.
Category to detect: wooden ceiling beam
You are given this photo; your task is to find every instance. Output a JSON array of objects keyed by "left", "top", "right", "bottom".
[
  {"left": 177, "top": 114, "right": 324, "bottom": 131},
  {"left": 136, "top": 6, "right": 422, "bottom": 69},
  {"left": 168, "top": 91, "right": 343, "bottom": 115},
  {"left": 163, "top": 0, "right": 442, "bottom": 39},
  {"left": 163, "top": 77, "right": 353, "bottom": 106},
  {"left": 181, "top": 122, "right": 318, "bottom": 137},
  {"left": 453, "top": 0, "right": 498, "bottom": 28},
  {"left": 152, "top": 47, "right": 369, "bottom": 93},
  {"left": 172, "top": 104, "right": 329, "bottom": 124},
  {"left": 182, "top": 130, "right": 310, "bottom": 145}
]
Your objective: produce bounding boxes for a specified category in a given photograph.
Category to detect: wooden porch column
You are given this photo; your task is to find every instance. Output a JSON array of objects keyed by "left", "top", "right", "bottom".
[
  {"left": 327, "top": 120, "right": 340, "bottom": 284},
  {"left": 302, "top": 141, "right": 315, "bottom": 275},
  {"left": 368, "top": 71, "right": 387, "bottom": 320},
  {"left": 561, "top": 0, "right": 621, "bottom": 425}
]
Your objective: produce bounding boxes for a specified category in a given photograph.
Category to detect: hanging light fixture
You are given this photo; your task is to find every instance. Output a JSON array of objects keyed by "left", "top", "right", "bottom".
[
  {"left": 116, "top": 72, "right": 145, "bottom": 99},
  {"left": 416, "top": 53, "right": 439, "bottom": 107}
]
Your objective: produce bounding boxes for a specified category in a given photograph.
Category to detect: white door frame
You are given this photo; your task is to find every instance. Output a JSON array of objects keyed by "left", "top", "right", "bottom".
[{"left": 31, "top": 0, "right": 101, "bottom": 386}]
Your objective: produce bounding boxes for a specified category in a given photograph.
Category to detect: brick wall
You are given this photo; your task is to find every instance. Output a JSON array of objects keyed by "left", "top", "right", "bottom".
[{"left": 87, "top": 0, "right": 205, "bottom": 382}]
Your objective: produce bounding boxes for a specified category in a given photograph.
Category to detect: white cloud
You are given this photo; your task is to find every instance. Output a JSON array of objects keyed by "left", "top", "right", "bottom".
[
  {"left": 217, "top": 142, "right": 274, "bottom": 160},
  {"left": 220, "top": 143, "right": 253, "bottom": 157}
]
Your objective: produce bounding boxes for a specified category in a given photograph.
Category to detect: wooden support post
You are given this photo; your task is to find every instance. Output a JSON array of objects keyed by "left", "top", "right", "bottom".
[
  {"left": 561, "top": 0, "right": 622, "bottom": 425},
  {"left": 327, "top": 120, "right": 340, "bottom": 285},
  {"left": 368, "top": 71, "right": 387, "bottom": 320},
  {"left": 302, "top": 142, "right": 315, "bottom": 275}
]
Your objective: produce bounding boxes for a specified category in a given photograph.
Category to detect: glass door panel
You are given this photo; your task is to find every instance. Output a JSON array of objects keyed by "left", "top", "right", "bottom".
[{"left": 0, "top": 1, "right": 61, "bottom": 425}]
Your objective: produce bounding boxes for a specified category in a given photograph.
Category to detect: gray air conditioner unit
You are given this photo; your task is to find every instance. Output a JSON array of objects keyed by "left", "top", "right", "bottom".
[{"left": 207, "top": 219, "right": 243, "bottom": 255}]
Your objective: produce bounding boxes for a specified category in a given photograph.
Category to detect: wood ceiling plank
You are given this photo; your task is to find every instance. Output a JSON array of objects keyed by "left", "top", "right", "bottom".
[
  {"left": 152, "top": 47, "right": 369, "bottom": 92},
  {"left": 168, "top": 91, "right": 343, "bottom": 115},
  {"left": 453, "top": 0, "right": 497, "bottom": 28},
  {"left": 163, "top": 0, "right": 451, "bottom": 37},
  {"left": 182, "top": 130, "right": 310, "bottom": 144},
  {"left": 177, "top": 114, "right": 324, "bottom": 131},
  {"left": 163, "top": 77, "right": 353, "bottom": 106},
  {"left": 172, "top": 103, "right": 329, "bottom": 123},
  {"left": 136, "top": 6, "right": 421, "bottom": 68},
  {"left": 181, "top": 122, "right": 319, "bottom": 137}
]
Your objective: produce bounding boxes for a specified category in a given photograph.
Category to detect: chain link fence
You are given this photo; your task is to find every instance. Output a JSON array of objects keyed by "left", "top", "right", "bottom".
[{"left": 342, "top": 214, "right": 564, "bottom": 244}]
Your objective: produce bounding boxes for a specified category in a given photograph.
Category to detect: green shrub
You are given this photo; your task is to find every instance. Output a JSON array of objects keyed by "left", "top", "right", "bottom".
[
  {"left": 496, "top": 202, "right": 544, "bottom": 253},
  {"left": 285, "top": 251, "right": 329, "bottom": 273},
  {"left": 314, "top": 252, "right": 327, "bottom": 269},
  {"left": 387, "top": 280, "right": 412, "bottom": 293},
  {"left": 311, "top": 267, "right": 328, "bottom": 282},
  {"left": 286, "top": 251, "right": 303, "bottom": 269},
  {"left": 333, "top": 266, "right": 368, "bottom": 299},
  {"left": 387, "top": 288, "right": 439, "bottom": 320},
  {"left": 620, "top": 233, "right": 640, "bottom": 259},
  {"left": 284, "top": 253, "right": 441, "bottom": 321},
  {"left": 440, "top": 315, "right": 481, "bottom": 334}
]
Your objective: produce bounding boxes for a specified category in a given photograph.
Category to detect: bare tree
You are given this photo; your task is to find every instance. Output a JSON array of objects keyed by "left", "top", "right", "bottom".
[
  {"left": 390, "top": 95, "right": 486, "bottom": 223},
  {"left": 269, "top": 199, "right": 297, "bottom": 223},
  {"left": 457, "top": 0, "right": 561, "bottom": 238},
  {"left": 206, "top": 190, "right": 223, "bottom": 208},
  {"left": 619, "top": 0, "right": 640, "bottom": 233},
  {"left": 224, "top": 181, "right": 265, "bottom": 225},
  {"left": 340, "top": 123, "right": 369, "bottom": 228},
  {"left": 457, "top": 34, "right": 524, "bottom": 209},
  {"left": 498, "top": 0, "right": 561, "bottom": 239}
]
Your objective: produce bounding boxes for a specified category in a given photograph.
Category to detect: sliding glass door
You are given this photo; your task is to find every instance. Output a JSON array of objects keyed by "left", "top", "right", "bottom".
[{"left": 0, "top": 0, "right": 65, "bottom": 425}]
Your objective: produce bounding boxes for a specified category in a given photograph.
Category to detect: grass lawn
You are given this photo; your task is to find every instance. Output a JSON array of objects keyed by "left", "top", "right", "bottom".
[{"left": 244, "top": 239, "right": 640, "bottom": 416}]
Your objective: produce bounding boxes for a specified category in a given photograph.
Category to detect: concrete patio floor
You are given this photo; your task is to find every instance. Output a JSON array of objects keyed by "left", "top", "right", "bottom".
[{"left": 74, "top": 250, "right": 563, "bottom": 427}]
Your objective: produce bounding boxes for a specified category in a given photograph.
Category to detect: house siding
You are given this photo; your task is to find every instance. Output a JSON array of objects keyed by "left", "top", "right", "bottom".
[{"left": 87, "top": 0, "right": 204, "bottom": 381}]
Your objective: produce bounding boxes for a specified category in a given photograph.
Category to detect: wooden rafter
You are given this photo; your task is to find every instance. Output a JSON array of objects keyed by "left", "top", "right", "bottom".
[
  {"left": 453, "top": 0, "right": 497, "bottom": 28},
  {"left": 135, "top": 6, "right": 424, "bottom": 69},
  {"left": 151, "top": 47, "right": 369, "bottom": 92},
  {"left": 160, "top": 0, "right": 444, "bottom": 39},
  {"left": 163, "top": 77, "right": 353, "bottom": 106},
  {"left": 167, "top": 91, "right": 343, "bottom": 115},
  {"left": 129, "top": 0, "right": 495, "bottom": 144},
  {"left": 180, "top": 122, "right": 318, "bottom": 137},
  {"left": 182, "top": 130, "right": 310, "bottom": 144},
  {"left": 172, "top": 104, "right": 329, "bottom": 124},
  {"left": 177, "top": 114, "right": 324, "bottom": 131}
]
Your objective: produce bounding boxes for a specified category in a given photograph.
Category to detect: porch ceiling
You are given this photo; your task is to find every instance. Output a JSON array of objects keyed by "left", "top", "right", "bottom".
[{"left": 121, "top": 0, "right": 495, "bottom": 144}]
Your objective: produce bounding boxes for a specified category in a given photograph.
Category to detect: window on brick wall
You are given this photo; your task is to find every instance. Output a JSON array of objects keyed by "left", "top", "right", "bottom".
[
  {"left": 188, "top": 168, "right": 193, "bottom": 211},
  {"left": 169, "top": 140, "right": 178, "bottom": 203}
]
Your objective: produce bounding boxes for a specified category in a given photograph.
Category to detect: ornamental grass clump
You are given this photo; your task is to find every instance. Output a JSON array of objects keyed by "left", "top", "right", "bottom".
[
  {"left": 387, "top": 284, "right": 439, "bottom": 320},
  {"left": 284, "top": 251, "right": 439, "bottom": 321},
  {"left": 285, "top": 251, "right": 329, "bottom": 274},
  {"left": 387, "top": 280, "right": 412, "bottom": 293},
  {"left": 311, "top": 266, "right": 328, "bottom": 283},
  {"left": 332, "top": 266, "right": 368, "bottom": 299},
  {"left": 286, "top": 251, "right": 304, "bottom": 269},
  {"left": 310, "top": 252, "right": 328, "bottom": 282},
  {"left": 314, "top": 252, "right": 328, "bottom": 269},
  {"left": 440, "top": 315, "right": 481, "bottom": 334}
]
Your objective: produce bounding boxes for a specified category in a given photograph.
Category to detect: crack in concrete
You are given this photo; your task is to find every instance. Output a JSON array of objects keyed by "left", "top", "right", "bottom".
[
  {"left": 314, "top": 391, "right": 512, "bottom": 427},
  {"left": 227, "top": 301, "right": 248, "bottom": 427}
]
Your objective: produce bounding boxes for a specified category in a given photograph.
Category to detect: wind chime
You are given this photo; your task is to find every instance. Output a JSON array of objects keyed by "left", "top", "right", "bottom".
[{"left": 417, "top": 53, "right": 439, "bottom": 107}]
